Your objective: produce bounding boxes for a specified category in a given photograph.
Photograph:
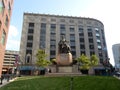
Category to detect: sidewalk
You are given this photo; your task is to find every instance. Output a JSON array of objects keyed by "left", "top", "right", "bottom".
[{"left": 0, "top": 78, "right": 17, "bottom": 88}]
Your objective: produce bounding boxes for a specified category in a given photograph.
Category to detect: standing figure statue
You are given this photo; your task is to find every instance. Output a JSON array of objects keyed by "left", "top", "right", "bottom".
[{"left": 58, "top": 36, "right": 71, "bottom": 54}]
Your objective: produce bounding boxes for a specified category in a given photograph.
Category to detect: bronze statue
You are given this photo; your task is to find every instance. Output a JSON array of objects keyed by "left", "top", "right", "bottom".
[{"left": 58, "top": 36, "right": 71, "bottom": 54}]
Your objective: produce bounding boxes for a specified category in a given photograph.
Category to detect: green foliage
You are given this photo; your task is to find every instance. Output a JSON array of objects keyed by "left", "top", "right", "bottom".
[
  {"left": 36, "top": 49, "right": 51, "bottom": 67},
  {"left": 77, "top": 54, "right": 99, "bottom": 70},
  {"left": 77, "top": 54, "right": 90, "bottom": 70},
  {"left": 90, "top": 55, "right": 99, "bottom": 66},
  {"left": 51, "top": 58, "right": 57, "bottom": 65}
]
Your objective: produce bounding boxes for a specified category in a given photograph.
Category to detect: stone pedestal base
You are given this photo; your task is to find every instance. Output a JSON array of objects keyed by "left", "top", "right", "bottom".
[
  {"left": 56, "top": 53, "right": 72, "bottom": 65},
  {"left": 58, "top": 66, "right": 73, "bottom": 73}
]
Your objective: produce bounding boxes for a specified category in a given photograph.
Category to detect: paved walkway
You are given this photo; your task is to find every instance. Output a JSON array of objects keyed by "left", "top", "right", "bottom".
[{"left": 0, "top": 78, "right": 17, "bottom": 88}]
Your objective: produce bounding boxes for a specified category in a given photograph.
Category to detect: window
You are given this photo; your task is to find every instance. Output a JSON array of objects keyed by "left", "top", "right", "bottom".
[
  {"left": 1, "top": 30, "right": 6, "bottom": 45},
  {"left": 80, "top": 44, "right": 85, "bottom": 49},
  {"left": 41, "top": 18, "right": 46, "bottom": 21},
  {"left": 70, "top": 40, "right": 75, "bottom": 46},
  {"left": 8, "top": 2, "right": 11, "bottom": 15},
  {"left": 60, "top": 24, "right": 65, "bottom": 29},
  {"left": 5, "top": 15, "right": 9, "bottom": 27},
  {"left": 51, "top": 24, "right": 56, "bottom": 29},
  {"left": 50, "top": 45, "right": 56, "bottom": 49},
  {"left": 96, "top": 33, "right": 100, "bottom": 37},
  {"left": 40, "top": 23, "right": 46, "bottom": 49},
  {"left": 79, "top": 28, "right": 83, "bottom": 33},
  {"left": 28, "top": 29, "right": 34, "bottom": 34},
  {"left": 26, "top": 50, "right": 32, "bottom": 54},
  {"left": 27, "top": 42, "right": 33, "bottom": 47},
  {"left": 27, "top": 35, "right": 33, "bottom": 40},
  {"left": 51, "top": 18, "right": 56, "bottom": 22},
  {"left": 80, "top": 38, "right": 84, "bottom": 43},
  {"left": 70, "top": 27, "right": 74, "bottom": 32},
  {"left": 98, "top": 46, "right": 102, "bottom": 50},
  {"left": 69, "top": 19, "right": 74, "bottom": 23},
  {"left": 89, "top": 38, "right": 93, "bottom": 43},
  {"left": 50, "top": 40, "right": 56, "bottom": 45},
  {"left": 89, "top": 45, "right": 94, "bottom": 49},
  {"left": 70, "top": 34, "right": 75, "bottom": 40},
  {"left": 88, "top": 32, "right": 93, "bottom": 37},
  {"left": 29, "top": 23, "right": 34, "bottom": 27},
  {"left": 50, "top": 50, "right": 56, "bottom": 55},
  {"left": 60, "top": 19, "right": 65, "bottom": 22},
  {"left": 0, "top": 0, "right": 5, "bottom": 15},
  {"left": 60, "top": 24, "right": 66, "bottom": 34},
  {"left": 87, "top": 26, "right": 92, "bottom": 31},
  {"left": 79, "top": 33, "right": 84, "bottom": 36},
  {"left": 0, "top": 21, "right": 1, "bottom": 29}
]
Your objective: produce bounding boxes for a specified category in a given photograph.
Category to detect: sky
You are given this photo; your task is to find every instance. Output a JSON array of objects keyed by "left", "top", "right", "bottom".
[{"left": 6, "top": 0, "right": 120, "bottom": 66}]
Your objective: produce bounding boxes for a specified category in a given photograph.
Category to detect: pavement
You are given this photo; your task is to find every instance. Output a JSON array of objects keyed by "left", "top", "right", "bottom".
[{"left": 0, "top": 77, "right": 17, "bottom": 88}]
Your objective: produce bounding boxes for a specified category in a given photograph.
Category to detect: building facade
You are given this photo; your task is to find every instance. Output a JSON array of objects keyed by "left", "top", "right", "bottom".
[
  {"left": 20, "top": 13, "right": 108, "bottom": 67},
  {"left": 0, "top": 0, "right": 14, "bottom": 77},
  {"left": 112, "top": 44, "right": 120, "bottom": 72},
  {"left": 2, "top": 50, "right": 19, "bottom": 74}
]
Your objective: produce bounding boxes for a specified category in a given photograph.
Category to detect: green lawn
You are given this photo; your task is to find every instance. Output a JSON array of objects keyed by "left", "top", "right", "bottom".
[{"left": 0, "top": 76, "right": 120, "bottom": 90}]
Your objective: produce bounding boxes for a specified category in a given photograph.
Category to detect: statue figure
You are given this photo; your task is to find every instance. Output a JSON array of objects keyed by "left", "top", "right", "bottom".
[{"left": 58, "top": 36, "right": 71, "bottom": 54}]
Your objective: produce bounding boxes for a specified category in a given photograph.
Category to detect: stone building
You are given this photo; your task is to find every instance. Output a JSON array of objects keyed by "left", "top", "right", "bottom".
[{"left": 20, "top": 13, "right": 109, "bottom": 74}]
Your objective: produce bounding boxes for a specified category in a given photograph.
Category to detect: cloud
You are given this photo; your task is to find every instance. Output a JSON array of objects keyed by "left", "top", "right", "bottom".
[
  {"left": 6, "top": 25, "right": 20, "bottom": 51},
  {"left": 6, "top": 39, "right": 20, "bottom": 51},
  {"left": 8, "top": 25, "right": 19, "bottom": 38}
]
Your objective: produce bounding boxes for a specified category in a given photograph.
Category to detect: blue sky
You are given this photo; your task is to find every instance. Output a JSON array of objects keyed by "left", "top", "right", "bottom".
[{"left": 6, "top": 0, "right": 120, "bottom": 65}]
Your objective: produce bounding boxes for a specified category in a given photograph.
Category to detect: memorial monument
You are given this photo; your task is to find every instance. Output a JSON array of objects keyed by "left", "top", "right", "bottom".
[{"left": 56, "top": 36, "right": 73, "bottom": 66}]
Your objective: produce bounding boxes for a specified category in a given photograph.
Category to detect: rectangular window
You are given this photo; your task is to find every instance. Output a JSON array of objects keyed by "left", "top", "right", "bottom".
[
  {"left": 0, "top": 0, "right": 5, "bottom": 15},
  {"left": 5, "top": 15, "right": 9, "bottom": 27},
  {"left": 1, "top": 30, "right": 6, "bottom": 45},
  {"left": 80, "top": 44, "right": 85, "bottom": 49},
  {"left": 70, "top": 27, "right": 74, "bottom": 32},
  {"left": 41, "top": 23, "right": 46, "bottom": 28},
  {"left": 8, "top": 2, "right": 11, "bottom": 15},
  {"left": 28, "top": 29, "right": 34, "bottom": 34},
  {"left": 88, "top": 32, "right": 93, "bottom": 37},
  {"left": 40, "top": 23, "right": 46, "bottom": 49},
  {"left": 60, "top": 24, "right": 65, "bottom": 29},
  {"left": 89, "top": 38, "right": 93, "bottom": 43},
  {"left": 89, "top": 45, "right": 94, "bottom": 49},
  {"left": 50, "top": 50, "right": 56, "bottom": 55},
  {"left": 29, "top": 23, "right": 34, "bottom": 27},
  {"left": 26, "top": 49, "right": 32, "bottom": 54},
  {"left": 51, "top": 24, "right": 56, "bottom": 29},
  {"left": 79, "top": 38, "right": 84, "bottom": 43},
  {"left": 27, "top": 35, "right": 33, "bottom": 40},
  {"left": 0, "top": 21, "right": 1, "bottom": 29},
  {"left": 70, "top": 34, "right": 75, "bottom": 40},
  {"left": 27, "top": 42, "right": 33, "bottom": 47}
]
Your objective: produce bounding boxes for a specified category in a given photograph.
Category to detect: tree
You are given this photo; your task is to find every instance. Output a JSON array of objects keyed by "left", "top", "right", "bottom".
[
  {"left": 51, "top": 58, "right": 57, "bottom": 65},
  {"left": 90, "top": 55, "right": 99, "bottom": 66},
  {"left": 77, "top": 54, "right": 99, "bottom": 74},
  {"left": 77, "top": 54, "right": 90, "bottom": 70},
  {"left": 36, "top": 49, "right": 51, "bottom": 67}
]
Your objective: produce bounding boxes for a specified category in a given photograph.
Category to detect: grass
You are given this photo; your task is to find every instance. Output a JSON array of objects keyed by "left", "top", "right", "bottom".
[{"left": 0, "top": 76, "right": 120, "bottom": 90}]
